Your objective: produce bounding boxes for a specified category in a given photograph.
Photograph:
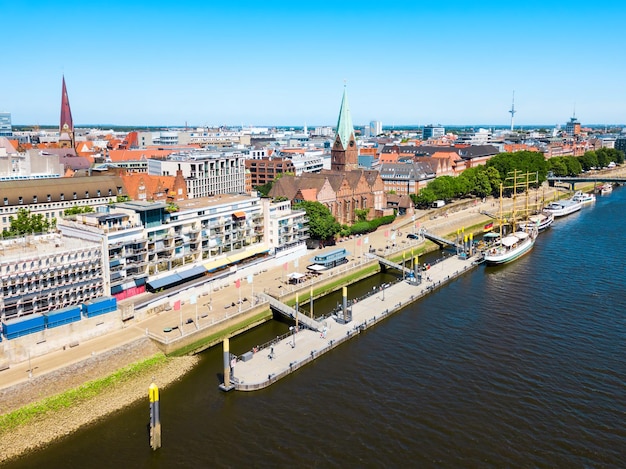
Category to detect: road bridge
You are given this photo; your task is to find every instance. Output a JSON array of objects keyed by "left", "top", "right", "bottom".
[{"left": 547, "top": 176, "right": 626, "bottom": 190}]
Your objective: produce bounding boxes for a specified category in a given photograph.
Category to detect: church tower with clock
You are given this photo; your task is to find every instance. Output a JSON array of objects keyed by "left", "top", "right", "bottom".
[
  {"left": 331, "top": 86, "right": 358, "bottom": 172},
  {"left": 59, "top": 76, "right": 75, "bottom": 149}
]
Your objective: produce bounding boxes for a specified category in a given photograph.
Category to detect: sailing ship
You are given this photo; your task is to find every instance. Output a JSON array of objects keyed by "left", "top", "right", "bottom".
[{"left": 484, "top": 171, "right": 538, "bottom": 266}]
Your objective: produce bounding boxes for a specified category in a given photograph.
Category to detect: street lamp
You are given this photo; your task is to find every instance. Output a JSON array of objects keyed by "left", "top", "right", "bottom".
[{"left": 289, "top": 326, "right": 296, "bottom": 348}]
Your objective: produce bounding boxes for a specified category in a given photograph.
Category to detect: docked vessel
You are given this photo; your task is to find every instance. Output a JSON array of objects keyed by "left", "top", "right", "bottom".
[
  {"left": 572, "top": 190, "right": 596, "bottom": 204},
  {"left": 484, "top": 170, "right": 539, "bottom": 266},
  {"left": 517, "top": 211, "right": 554, "bottom": 232},
  {"left": 484, "top": 229, "right": 537, "bottom": 266},
  {"left": 543, "top": 198, "right": 583, "bottom": 217},
  {"left": 600, "top": 183, "right": 613, "bottom": 195}
]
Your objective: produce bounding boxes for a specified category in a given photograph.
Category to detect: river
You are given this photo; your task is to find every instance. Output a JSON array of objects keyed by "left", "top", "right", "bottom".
[{"left": 8, "top": 188, "right": 626, "bottom": 468}]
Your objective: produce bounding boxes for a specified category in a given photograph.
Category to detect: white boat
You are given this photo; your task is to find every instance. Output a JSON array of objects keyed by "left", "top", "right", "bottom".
[
  {"left": 572, "top": 191, "right": 596, "bottom": 204},
  {"left": 484, "top": 229, "right": 537, "bottom": 265},
  {"left": 600, "top": 183, "right": 613, "bottom": 195},
  {"left": 518, "top": 211, "right": 554, "bottom": 232},
  {"left": 543, "top": 198, "right": 583, "bottom": 217}
]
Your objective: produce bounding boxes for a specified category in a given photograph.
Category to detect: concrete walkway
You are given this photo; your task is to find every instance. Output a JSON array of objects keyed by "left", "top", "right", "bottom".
[{"left": 229, "top": 252, "right": 480, "bottom": 391}]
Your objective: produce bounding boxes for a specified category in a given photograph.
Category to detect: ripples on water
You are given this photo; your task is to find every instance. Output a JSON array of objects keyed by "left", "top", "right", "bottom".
[{"left": 9, "top": 191, "right": 626, "bottom": 468}]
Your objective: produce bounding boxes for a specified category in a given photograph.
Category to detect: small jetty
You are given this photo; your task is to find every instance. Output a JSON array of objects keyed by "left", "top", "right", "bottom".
[{"left": 221, "top": 252, "right": 481, "bottom": 391}]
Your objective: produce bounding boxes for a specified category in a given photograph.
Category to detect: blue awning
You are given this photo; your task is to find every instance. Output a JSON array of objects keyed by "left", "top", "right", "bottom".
[
  {"left": 147, "top": 273, "right": 183, "bottom": 291},
  {"left": 179, "top": 265, "right": 207, "bottom": 281}
]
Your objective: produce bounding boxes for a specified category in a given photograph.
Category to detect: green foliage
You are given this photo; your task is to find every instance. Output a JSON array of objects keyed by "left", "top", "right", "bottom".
[
  {"left": 64, "top": 205, "right": 95, "bottom": 216},
  {"left": 254, "top": 181, "right": 273, "bottom": 197},
  {"left": 0, "top": 354, "right": 168, "bottom": 433},
  {"left": 486, "top": 151, "right": 548, "bottom": 185},
  {"left": 293, "top": 201, "right": 341, "bottom": 241},
  {"left": 2, "top": 209, "right": 50, "bottom": 237},
  {"left": 165, "top": 203, "right": 179, "bottom": 213},
  {"left": 579, "top": 151, "right": 598, "bottom": 171},
  {"left": 116, "top": 195, "right": 131, "bottom": 203},
  {"left": 354, "top": 208, "right": 368, "bottom": 222}
]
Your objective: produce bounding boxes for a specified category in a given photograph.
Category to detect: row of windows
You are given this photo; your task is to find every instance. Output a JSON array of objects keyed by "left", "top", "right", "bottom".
[{"left": 3, "top": 188, "right": 122, "bottom": 206}]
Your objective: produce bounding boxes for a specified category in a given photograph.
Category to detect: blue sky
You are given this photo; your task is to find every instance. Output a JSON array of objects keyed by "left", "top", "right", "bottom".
[{"left": 3, "top": 0, "right": 626, "bottom": 127}]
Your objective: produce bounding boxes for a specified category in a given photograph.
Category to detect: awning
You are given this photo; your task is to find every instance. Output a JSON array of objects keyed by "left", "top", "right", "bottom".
[
  {"left": 204, "top": 257, "right": 230, "bottom": 272},
  {"left": 147, "top": 273, "right": 183, "bottom": 291},
  {"left": 307, "top": 264, "right": 327, "bottom": 272},
  {"left": 288, "top": 272, "right": 305, "bottom": 279},
  {"left": 246, "top": 244, "right": 269, "bottom": 256},
  {"left": 232, "top": 211, "right": 246, "bottom": 219},
  {"left": 179, "top": 265, "right": 206, "bottom": 281},
  {"left": 227, "top": 250, "right": 250, "bottom": 263}
]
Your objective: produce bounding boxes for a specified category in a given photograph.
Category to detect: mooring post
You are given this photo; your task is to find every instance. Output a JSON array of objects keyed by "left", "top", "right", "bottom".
[
  {"left": 149, "top": 382, "right": 161, "bottom": 450},
  {"left": 223, "top": 338, "right": 231, "bottom": 387},
  {"left": 310, "top": 286, "right": 314, "bottom": 319},
  {"left": 342, "top": 286, "right": 347, "bottom": 321}
]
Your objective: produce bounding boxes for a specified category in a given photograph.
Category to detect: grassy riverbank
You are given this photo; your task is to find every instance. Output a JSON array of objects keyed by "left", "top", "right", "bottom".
[{"left": 0, "top": 352, "right": 198, "bottom": 465}]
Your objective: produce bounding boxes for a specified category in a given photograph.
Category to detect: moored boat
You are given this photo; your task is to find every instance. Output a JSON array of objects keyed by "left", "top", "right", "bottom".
[
  {"left": 518, "top": 211, "right": 554, "bottom": 232},
  {"left": 572, "top": 190, "right": 596, "bottom": 205},
  {"left": 600, "top": 183, "right": 613, "bottom": 195},
  {"left": 543, "top": 198, "right": 583, "bottom": 217},
  {"left": 484, "top": 229, "right": 537, "bottom": 265}
]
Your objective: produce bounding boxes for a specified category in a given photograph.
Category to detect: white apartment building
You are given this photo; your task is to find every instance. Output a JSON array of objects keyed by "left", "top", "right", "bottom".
[
  {"left": 58, "top": 194, "right": 267, "bottom": 299},
  {"left": 262, "top": 199, "right": 309, "bottom": 254},
  {"left": 0, "top": 234, "right": 104, "bottom": 321},
  {"left": 147, "top": 150, "right": 247, "bottom": 198}
]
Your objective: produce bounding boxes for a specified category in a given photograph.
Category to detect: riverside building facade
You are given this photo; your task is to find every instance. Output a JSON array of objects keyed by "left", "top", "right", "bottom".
[
  {"left": 58, "top": 194, "right": 267, "bottom": 300},
  {"left": 147, "top": 150, "right": 247, "bottom": 198}
]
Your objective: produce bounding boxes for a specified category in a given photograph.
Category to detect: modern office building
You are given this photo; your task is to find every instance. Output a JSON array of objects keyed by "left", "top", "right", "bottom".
[
  {"left": 0, "top": 112, "right": 12, "bottom": 137},
  {"left": 565, "top": 117, "right": 581, "bottom": 137},
  {"left": 369, "top": 120, "right": 383, "bottom": 136},
  {"left": 422, "top": 125, "right": 445, "bottom": 140}
]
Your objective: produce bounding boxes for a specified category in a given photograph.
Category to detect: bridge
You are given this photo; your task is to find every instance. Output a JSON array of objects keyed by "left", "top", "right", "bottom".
[
  {"left": 547, "top": 176, "right": 626, "bottom": 190},
  {"left": 364, "top": 252, "right": 414, "bottom": 275},
  {"left": 420, "top": 230, "right": 463, "bottom": 251},
  {"left": 258, "top": 293, "right": 320, "bottom": 332}
]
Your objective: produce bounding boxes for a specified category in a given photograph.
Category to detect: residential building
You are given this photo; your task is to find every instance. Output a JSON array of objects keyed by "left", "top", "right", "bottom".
[
  {"left": 147, "top": 150, "right": 247, "bottom": 198},
  {"left": 0, "top": 234, "right": 104, "bottom": 321},
  {"left": 0, "top": 175, "right": 127, "bottom": 232},
  {"left": 262, "top": 198, "right": 309, "bottom": 254},
  {"left": 58, "top": 194, "right": 267, "bottom": 299}
]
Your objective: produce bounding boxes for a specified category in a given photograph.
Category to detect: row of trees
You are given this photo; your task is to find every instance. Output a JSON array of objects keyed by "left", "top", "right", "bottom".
[
  {"left": 1, "top": 209, "right": 53, "bottom": 238},
  {"left": 412, "top": 149, "right": 624, "bottom": 207},
  {"left": 547, "top": 148, "right": 624, "bottom": 177}
]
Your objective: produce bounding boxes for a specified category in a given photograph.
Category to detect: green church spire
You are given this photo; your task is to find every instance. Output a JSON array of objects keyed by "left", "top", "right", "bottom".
[{"left": 335, "top": 85, "right": 354, "bottom": 149}]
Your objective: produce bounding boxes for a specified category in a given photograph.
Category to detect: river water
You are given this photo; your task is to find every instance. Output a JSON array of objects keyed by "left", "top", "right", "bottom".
[{"left": 8, "top": 189, "right": 626, "bottom": 468}]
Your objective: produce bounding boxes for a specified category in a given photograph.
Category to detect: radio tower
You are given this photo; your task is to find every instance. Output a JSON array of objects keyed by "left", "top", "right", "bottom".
[{"left": 509, "top": 90, "right": 516, "bottom": 131}]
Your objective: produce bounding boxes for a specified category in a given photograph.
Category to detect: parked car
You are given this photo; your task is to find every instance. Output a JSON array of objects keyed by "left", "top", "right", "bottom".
[{"left": 406, "top": 233, "right": 419, "bottom": 240}]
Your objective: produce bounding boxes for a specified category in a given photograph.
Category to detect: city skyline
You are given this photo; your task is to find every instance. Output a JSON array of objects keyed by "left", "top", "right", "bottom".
[{"left": 3, "top": 0, "right": 626, "bottom": 127}]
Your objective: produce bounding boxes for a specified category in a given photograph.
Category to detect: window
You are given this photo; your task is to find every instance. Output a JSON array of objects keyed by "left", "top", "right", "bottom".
[
  {"left": 73, "top": 192, "right": 77, "bottom": 199},
  {"left": 33, "top": 196, "right": 37, "bottom": 203},
  {"left": 60, "top": 193, "right": 64, "bottom": 200},
  {"left": 18, "top": 197, "right": 23, "bottom": 204},
  {"left": 3, "top": 197, "right": 7, "bottom": 205},
  {"left": 85, "top": 191, "right": 89, "bottom": 198},
  {"left": 47, "top": 194, "right": 51, "bottom": 201}
]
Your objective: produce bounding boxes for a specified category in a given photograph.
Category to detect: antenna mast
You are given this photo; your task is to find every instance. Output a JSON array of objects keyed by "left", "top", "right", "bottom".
[{"left": 509, "top": 90, "right": 516, "bottom": 131}]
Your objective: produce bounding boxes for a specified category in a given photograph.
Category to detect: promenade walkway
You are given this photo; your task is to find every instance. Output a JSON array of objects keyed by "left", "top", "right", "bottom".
[{"left": 228, "top": 252, "right": 480, "bottom": 391}]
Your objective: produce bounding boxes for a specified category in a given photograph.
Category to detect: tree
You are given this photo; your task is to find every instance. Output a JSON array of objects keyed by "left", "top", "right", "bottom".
[
  {"left": 578, "top": 151, "right": 598, "bottom": 171},
  {"left": 564, "top": 156, "right": 582, "bottom": 176},
  {"left": 293, "top": 201, "right": 341, "bottom": 241},
  {"left": 3, "top": 208, "right": 50, "bottom": 237},
  {"left": 64, "top": 205, "right": 95, "bottom": 216},
  {"left": 547, "top": 157, "right": 568, "bottom": 177}
]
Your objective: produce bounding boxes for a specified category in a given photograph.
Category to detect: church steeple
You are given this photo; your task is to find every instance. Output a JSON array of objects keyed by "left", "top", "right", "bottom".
[
  {"left": 331, "top": 85, "right": 358, "bottom": 172},
  {"left": 59, "top": 76, "right": 74, "bottom": 148}
]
